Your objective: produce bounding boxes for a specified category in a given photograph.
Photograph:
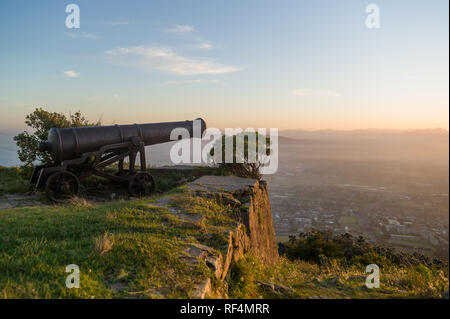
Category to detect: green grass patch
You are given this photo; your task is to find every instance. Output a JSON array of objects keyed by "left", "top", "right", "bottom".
[
  {"left": 225, "top": 255, "right": 449, "bottom": 299},
  {"left": 0, "top": 187, "right": 238, "bottom": 298},
  {"left": 0, "top": 166, "right": 31, "bottom": 195}
]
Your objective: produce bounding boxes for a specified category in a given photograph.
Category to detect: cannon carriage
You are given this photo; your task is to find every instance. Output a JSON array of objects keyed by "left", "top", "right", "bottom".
[{"left": 30, "top": 118, "right": 206, "bottom": 201}]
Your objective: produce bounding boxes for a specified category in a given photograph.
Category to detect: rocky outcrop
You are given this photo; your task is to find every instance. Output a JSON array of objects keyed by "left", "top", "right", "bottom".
[
  {"left": 188, "top": 176, "right": 279, "bottom": 267},
  {"left": 152, "top": 175, "right": 279, "bottom": 298}
]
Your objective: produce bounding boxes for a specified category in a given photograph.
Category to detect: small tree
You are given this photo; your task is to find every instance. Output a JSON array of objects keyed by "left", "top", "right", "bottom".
[
  {"left": 14, "top": 107, "right": 100, "bottom": 178},
  {"left": 208, "top": 132, "right": 271, "bottom": 180}
]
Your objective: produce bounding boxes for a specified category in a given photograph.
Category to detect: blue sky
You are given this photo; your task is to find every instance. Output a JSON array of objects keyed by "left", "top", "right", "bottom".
[{"left": 0, "top": 0, "right": 448, "bottom": 132}]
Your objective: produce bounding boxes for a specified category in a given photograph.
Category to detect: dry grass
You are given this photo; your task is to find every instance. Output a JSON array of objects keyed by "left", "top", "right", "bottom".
[
  {"left": 67, "top": 196, "right": 93, "bottom": 208},
  {"left": 95, "top": 231, "right": 114, "bottom": 255}
]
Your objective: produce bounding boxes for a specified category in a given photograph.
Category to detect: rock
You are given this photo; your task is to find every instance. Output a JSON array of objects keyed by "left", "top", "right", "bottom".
[
  {"left": 347, "top": 275, "right": 366, "bottom": 282},
  {"left": 184, "top": 243, "right": 224, "bottom": 279},
  {"left": 151, "top": 196, "right": 170, "bottom": 207},
  {"left": 191, "top": 278, "right": 211, "bottom": 299},
  {"left": 217, "top": 193, "right": 241, "bottom": 207},
  {"left": 273, "top": 283, "right": 294, "bottom": 294},
  {"left": 188, "top": 176, "right": 278, "bottom": 265},
  {"left": 0, "top": 193, "right": 46, "bottom": 210},
  {"left": 0, "top": 200, "right": 13, "bottom": 209},
  {"left": 108, "top": 281, "right": 128, "bottom": 292},
  {"left": 188, "top": 176, "right": 259, "bottom": 194},
  {"left": 238, "top": 195, "right": 251, "bottom": 203},
  {"left": 177, "top": 213, "right": 205, "bottom": 223},
  {"left": 256, "top": 280, "right": 294, "bottom": 295},
  {"left": 171, "top": 175, "right": 279, "bottom": 297},
  {"left": 327, "top": 276, "right": 343, "bottom": 286},
  {"left": 256, "top": 280, "right": 275, "bottom": 290}
]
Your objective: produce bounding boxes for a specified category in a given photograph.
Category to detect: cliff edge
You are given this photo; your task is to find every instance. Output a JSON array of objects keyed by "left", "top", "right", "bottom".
[{"left": 154, "top": 175, "right": 279, "bottom": 298}]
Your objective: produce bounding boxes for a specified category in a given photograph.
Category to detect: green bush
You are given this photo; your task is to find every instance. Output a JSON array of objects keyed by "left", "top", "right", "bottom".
[
  {"left": 280, "top": 229, "right": 447, "bottom": 271},
  {"left": 13, "top": 108, "right": 100, "bottom": 178},
  {"left": 281, "top": 229, "right": 343, "bottom": 263},
  {"left": 208, "top": 132, "right": 271, "bottom": 180}
]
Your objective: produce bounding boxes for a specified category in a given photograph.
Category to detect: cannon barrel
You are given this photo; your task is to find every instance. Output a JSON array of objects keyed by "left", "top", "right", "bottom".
[{"left": 39, "top": 118, "right": 206, "bottom": 162}]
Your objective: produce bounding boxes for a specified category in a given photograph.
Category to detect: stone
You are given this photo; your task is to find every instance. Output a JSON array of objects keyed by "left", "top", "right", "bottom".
[
  {"left": 273, "top": 283, "right": 295, "bottom": 294},
  {"left": 0, "top": 200, "right": 13, "bottom": 209},
  {"left": 184, "top": 243, "right": 224, "bottom": 279},
  {"left": 108, "top": 281, "right": 128, "bottom": 292},
  {"left": 187, "top": 176, "right": 278, "bottom": 265},
  {"left": 347, "top": 275, "right": 366, "bottom": 282},
  {"left": 177, "top": 213, "right": 205, "bottom": 223},
  {"left": 191, "top": 278, "right": 211, "bottom": 299},
  {"left": 256, "top": 280, "right": 294, "bottom": 295},
  {"left": 322, "top": 276, "right": 343, "bottom": 287}
]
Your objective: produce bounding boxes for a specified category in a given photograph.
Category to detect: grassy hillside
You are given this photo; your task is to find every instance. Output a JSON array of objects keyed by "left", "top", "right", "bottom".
[
  {"left": 0, "top": 188, "right": 238, "bottom": 298},
  {"left": 226, "top": 253, "right": 448, "bottom": 299},
  {"left": 0, "top": 167, "right": 448, "bottom": 299}
]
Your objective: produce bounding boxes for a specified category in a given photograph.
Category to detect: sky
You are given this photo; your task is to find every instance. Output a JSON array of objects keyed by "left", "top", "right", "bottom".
[{"left": 0, "top": 0, "right": 448, "bottom": 133}]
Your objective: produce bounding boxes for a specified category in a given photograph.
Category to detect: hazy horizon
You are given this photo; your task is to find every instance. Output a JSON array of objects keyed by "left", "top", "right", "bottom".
[{"left": 1, "top": 123, "right": 449, "bottom": 136}]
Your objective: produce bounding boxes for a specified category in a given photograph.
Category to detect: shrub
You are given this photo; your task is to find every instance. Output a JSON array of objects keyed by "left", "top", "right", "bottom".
[
  {"left": 280, "top": 229, "right": 447, "bottom": 272},
  {"left": 281, "top": 229, "right": 343, "bottom": 263},
  {"left": 13, "top": 108, "right": 100, "bottom": 178},
  {"left": 208, "top": 132, "right": 271, "bottom": 180}
]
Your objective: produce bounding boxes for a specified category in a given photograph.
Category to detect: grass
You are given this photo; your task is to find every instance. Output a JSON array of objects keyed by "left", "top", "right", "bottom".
[
  {"left": 0, "top": 166, "right": 30, "bottom": 195},
  {"left": 225, "top": 255, "right": 449, "bottom": 299},
  {"left": 0, "top": 186, "right": 238, "bottom": 299}
]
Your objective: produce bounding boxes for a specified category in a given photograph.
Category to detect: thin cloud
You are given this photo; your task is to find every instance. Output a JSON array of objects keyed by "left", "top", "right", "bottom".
[
  {"left": 105, "top": 46, "right": 240, "bottom": 75},
  {"left": 197, "top": 42, "right": 213, "bottom": 49},
  {"left": 167, "top": 24, "right": 194, "bottom": 33},
  {"left": 292, "top": 89, "right": 340, "bottom": 97},
  {"left": 166, "top": 24, "right": 214, "bottom": 50},
  {"left": 161, "top": 78, "right": 219, "bottom": 86},
  {"left": 63, "top": 70, "right": 79, "bottom": 78},
  {"left": 66, "top": 32, "right": 97, "bottom": 39},
  {"left": 85, "top": 20, "right": 148, "bottom": 26}
]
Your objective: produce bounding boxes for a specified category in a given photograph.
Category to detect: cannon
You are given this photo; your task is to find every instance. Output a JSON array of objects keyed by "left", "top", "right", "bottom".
[{"left": 31, "top": 118, "right": 206, "bottom": 201}]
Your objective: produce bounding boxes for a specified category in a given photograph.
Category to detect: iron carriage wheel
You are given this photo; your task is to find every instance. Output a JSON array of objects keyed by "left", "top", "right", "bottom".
[
  {"left": 128, "top": 172, "right": 156, "bottom": 196},
  {"left": 45, "top": 171, "right": 80, "bottom": 202}
]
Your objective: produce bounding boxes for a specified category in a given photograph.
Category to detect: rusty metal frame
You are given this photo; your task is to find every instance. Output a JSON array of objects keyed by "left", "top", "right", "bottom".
[{"left": 33, "top": 138, "right": 149, "bottom": 190}]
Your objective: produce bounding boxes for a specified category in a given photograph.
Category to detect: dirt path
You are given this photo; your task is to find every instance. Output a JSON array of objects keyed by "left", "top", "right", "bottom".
[{"left": 0, "top": 193, "right": 46, "bottom": 210}]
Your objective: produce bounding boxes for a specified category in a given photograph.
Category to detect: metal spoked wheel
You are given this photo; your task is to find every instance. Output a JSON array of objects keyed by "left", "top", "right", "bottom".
[
  {"left": 128, "top": 172, "right": 156, "bottom": 196},
  {"left": 45, "top": 171, "right": 80, "bottom": 202}
]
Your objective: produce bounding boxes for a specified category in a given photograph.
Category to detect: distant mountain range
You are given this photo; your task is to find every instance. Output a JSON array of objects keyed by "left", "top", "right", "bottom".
[{"left": 279, "top": 128, "right": 449, "bottom": 140}]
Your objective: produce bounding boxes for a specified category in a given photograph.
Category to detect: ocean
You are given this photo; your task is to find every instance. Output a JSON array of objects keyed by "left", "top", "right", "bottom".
[{"left": 0, "top": 133, "right": 20, "bottom": 167}]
